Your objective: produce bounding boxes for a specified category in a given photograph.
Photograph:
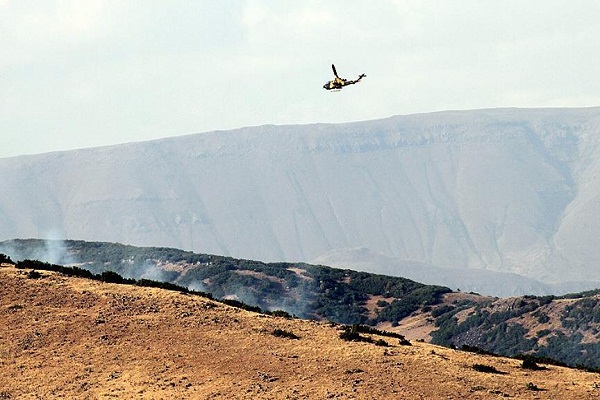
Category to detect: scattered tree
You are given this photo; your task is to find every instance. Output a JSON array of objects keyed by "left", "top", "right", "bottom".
[{"left": 0, "top": 253, "right": 14, "bottom": 264}]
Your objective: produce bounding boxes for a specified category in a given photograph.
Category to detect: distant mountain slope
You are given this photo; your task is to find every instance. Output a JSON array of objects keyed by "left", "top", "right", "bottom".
[
  {"left": 2, "top": 107, "right": 600, "bottom": 291},
  {"left": 4, "top": 265, "right": 600, "bottom": 399},
  {"left": 2, "top": 239, "right": 599, "bottom": 370},
  {"left": 310, "top": 247, "right": 599, "bottom": 297},
  {"left": 0, "top": 239, "right": 453, "bottom": 324}
]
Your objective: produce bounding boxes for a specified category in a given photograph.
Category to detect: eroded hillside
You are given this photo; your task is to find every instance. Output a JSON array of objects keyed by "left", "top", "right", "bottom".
[
  {"left": 2, "top": 264, "right": 600, "bottom": 399},
  {"left": 2, "top": 240, "right": 600, "bottom": 371}
]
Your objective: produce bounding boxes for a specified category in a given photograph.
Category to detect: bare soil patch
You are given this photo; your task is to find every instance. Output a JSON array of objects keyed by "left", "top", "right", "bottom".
[{"left": 2, "top": 266, "right": 600, "bottom": 399}]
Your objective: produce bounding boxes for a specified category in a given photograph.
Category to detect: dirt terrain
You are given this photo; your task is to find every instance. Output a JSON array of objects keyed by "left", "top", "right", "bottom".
[{"left": 2, "top": 264, "right": 600, "bottom": 399}]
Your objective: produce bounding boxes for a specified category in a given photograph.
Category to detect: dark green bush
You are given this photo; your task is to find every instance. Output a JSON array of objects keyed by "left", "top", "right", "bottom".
[
  {"left": 460, "top": 345, "right": 496, "bottom": 356},
  {"left": 27, "top": 270, "right": 42, "bottom": 279},
  {"left": 431, "top": 305, "right": 456, "bottom": 318},
  {"left": 472, "top": 364, "right": 505, "bottom": 374},
  {"left": 136, "top": 278, "right": 190, "bottom": 293},
  {"left": 351, "top": 324, "right": 410, "bottom": 344},
  {"left": 267, "top": 310, "right": 293, "bottom": 319},
  {"left": 272, "top": 328, "right": 300, "bottom": 339},
  {"left": 100, "top": 270, "right": 135, "bottom": 284},
  {"left": 0, "top": 253, "right": 14, "bottom": 264},
  {"left": 521, "top": 358, "right": 546, "bottom": 371},
  {"left": 220, "top": 298, "right": 262, "bottom": 313},
  {"left": 17, "top": 259, "right": 56, "bottom": 270},
  {"left": 398, "top": 337, "right": 411, "bottom": 346},
  {"left": 340, "top": 325, "right": 371, "bottom": 343},
  {"left": 515, "top": 354, "right": 567, "bottom": 368},
  {"left": 526, "top": 382, "right": 543, "bottom": 391},
  {"left": 537, "top": 313, "right": 550, "bottom": 324},
  {"left": 339, "top": 325, "right": 395, "bottom": 346}
]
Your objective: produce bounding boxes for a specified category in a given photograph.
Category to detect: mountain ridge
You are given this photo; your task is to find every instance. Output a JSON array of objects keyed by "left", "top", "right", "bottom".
[
  {"left": 2, "top": 239, "right": 599, "bottom": 370},
  {"left": 2, "top": 107, "right": 600, "bottom": 294}
]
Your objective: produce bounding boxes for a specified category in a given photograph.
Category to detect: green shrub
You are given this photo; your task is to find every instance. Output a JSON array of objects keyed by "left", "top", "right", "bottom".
[
  {"left": 472, "top": 364, "right": 505, "bottom": 374},
  {"left": 521, "top": 358, "right": 546, "bottom": 371},
  {"left": 431, "top": 305, "right": 456, "bottom": 318},
  {"left": 267, "top": 310, "right": 293, "bottom": 319},
  {"left": 220, "top": 298, "right": 262, "bottom": 313},
  {"left": 340, "top": 326, "right": 364, "bottom": 342},
  {"left": 100, "top": 270, "right": 135, "bottom": 284},
  {"left": 27, "top": 270, "right": 42, "bottom": 279},
  {"left": 17, "top": 259, "right": 55, "bottom": 270},
  {"left": 339, "top": 325, "right": 375, "bottom": 344},
  {"left": 536, "top": 329, "right": 551, "bottom": 338},
  {"left": 272, "top": 328, "right": 300, "bottom": 339},
  {"left": 338, "top": 324, "right": 397, "bottom": 346},
  {"left": 526, "top": 382, "right": 543, "bottom": 391},
  {"left": 352, "top": 324, "right": 408, "bottom": 340},
  {"left": 537, "top": 313, "right": 550, "bottom": 324},
  {"left": 460, "top": 345, "right": 496, "bottom": 356},
  {"left": 0, "top": 253, "right": 14, "bottom": 264}
]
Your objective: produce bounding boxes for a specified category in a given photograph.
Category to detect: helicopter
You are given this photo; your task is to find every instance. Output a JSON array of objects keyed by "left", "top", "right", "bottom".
[{"left": 323, "top": 64, "right": 366, "bottom": 91}]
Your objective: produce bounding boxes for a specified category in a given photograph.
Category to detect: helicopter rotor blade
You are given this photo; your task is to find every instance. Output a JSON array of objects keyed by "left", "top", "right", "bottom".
[{"left": 332, "top": 64, "right": 339, "bottom": 78}]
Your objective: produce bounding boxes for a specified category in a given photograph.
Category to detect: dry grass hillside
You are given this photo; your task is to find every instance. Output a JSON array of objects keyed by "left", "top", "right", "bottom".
[{"left": 2, "top": 265, "right": 600, "bottom": 399}]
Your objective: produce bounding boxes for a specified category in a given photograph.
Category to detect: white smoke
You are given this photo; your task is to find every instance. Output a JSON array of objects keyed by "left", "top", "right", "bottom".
[{"left": 0, "top": 237, "right": 73, "bottom": 265}]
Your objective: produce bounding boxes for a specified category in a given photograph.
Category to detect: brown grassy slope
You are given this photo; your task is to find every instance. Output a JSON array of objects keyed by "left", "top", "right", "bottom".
[{"left": 1, "top": 265, "right": 600, "bottom": 399}]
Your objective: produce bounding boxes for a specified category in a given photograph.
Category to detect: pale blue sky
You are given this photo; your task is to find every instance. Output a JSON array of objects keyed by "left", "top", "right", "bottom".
[{"left": 2, "top": 1, "right": 599, "bottom": 158}]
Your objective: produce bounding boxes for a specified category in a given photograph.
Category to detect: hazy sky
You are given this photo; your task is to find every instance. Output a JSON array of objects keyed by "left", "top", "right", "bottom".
[{"left": 2, "top": 1, "right": 599, "bottom": 158}]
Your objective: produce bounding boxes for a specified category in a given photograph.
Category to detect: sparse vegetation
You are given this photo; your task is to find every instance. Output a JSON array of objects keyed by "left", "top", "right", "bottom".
[
  {"left": 5, "top": 239, "right": 600, "bottom": 371},
  {"left": 349, "top": 324, "right": 411, "bottom": 345},
  {"left": 460, "top": 345, "right": 496, "bottom": 356},
  {"left": 272, "top": 328, "right": 300, "bottom": 340},
  {"left": 0, "top": 390, "right": 12, "bottom": 399},
  {"left": 26, "top": 270, "right": 42, "bottom": 279},
  {"left": 100, "top": 270, "right": 135, "bottom": 284},
  {"left": 8, "top": 240, "right": 453, "bottom": 326},
  {"left": 16, "top": 259, "right": 97, "bottom": 279},
  {"left": 521, "top": 357, "right": 546, "bottom": 371},
  {"left": 220, "top": 298, "right": 262, "bottom": 313},
  {"left": 561, "top": 297, "right": 600, "bottom": 328},
  {"left": 515, "top": 354, "right": 567, "bottom": 368},
  {"left": 136, "top": 278, "right": 213, "bottom": 298},
  {"left": 339, "top": 325, "right": 375, "bottom": 344},
  {"left": 472, "top": 364, "right": 505, "bottom": 374},
  {"left": 0, "top": 253, "right": 14, "bottom": 264},
  {"left": 430, "top": 304, "right": 455, "bottom": 318},
  {"left": 339, "top": 325, "right": 391, "bottom": 347},
  {"left": 3, "top": 253, "right": 600, "bottom": 399},
  {"left": 535, "top": 311, "right": 550, "bottom": 323},
  {"left": 430, "top": 293, "right": 600, "bottom": 370},
  {"left": 536, "top": 329, "right": 551, "bottom": 337},
  {"left": 265, "top": 310, "right": 294, "bottom": 319},
  {"left": 376, "top": 299, "right": 388, "bottom": 307},
  {"left": 526, "top": 382, "right": 544, "bottom": 391}
]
